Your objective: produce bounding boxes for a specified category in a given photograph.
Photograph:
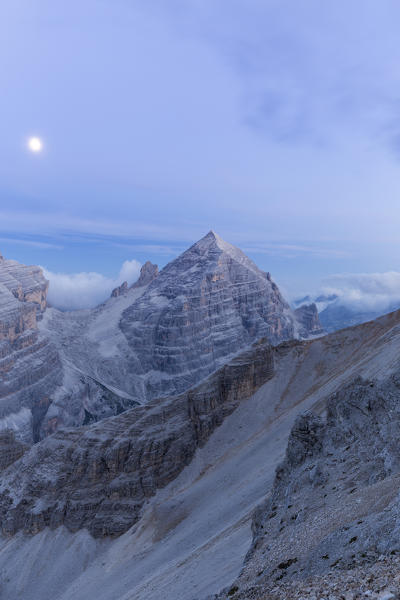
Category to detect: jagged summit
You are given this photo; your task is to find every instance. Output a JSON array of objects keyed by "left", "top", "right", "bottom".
[
  {"left": 183, "top": 230, "right": 265, "bottom": 278},
  {"left": 131, "top": 260, "right": 158, "bottom": 288},
  {"left": 193, "top": 229, "right": 228, "bottom": 251}
]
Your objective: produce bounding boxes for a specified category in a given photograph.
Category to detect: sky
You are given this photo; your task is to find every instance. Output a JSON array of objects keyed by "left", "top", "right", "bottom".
[{"left": 2, "top": 1, "right": 400, "bottom": 309}]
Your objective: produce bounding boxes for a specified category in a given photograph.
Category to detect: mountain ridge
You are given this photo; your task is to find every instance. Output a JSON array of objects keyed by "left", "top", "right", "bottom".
[{"left": 0, "top": 308, "right": 399, "bottom": 599}]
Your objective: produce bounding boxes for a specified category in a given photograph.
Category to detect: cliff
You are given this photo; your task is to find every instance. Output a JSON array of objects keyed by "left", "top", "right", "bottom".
[{"left": 0, "top": 340, "right": 275, "bottom": 538}]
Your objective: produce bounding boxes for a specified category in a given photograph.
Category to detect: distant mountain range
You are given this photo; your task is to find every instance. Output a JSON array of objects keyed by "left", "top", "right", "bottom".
[{"left": 294, "top": 292, "right": 400, "bottom": 332}]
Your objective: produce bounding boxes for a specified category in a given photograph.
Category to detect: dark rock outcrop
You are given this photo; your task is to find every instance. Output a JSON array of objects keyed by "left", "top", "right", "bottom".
[{"left": 131, "top": 261, "right": 158, "bottom": 288}]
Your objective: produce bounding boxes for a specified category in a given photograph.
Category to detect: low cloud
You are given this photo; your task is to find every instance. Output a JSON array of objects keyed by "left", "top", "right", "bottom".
[
  {"left": 42, "top": 259, "right": 141, "bottom": 311},
  {"left": 321, "top": 271, "right": 400, "bottom": 312}
]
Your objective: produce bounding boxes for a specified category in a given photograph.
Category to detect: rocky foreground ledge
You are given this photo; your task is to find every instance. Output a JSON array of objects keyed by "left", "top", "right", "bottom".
[
  {"left": 221, "top": 555, "right": 400, "bottom": 600},
  {"left": 217, "top": 374, "right": 400, "bottom": 600}
]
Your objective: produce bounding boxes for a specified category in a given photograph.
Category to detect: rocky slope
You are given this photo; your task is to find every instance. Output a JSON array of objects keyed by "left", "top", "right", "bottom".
[
  {"left": 216, "top": 314, "right": 400, "bottom": 599},
  {"left": 225, "top": 373, "right": 400, "bottom": 599},
  {"left": 0, "top": 310, "right": 400, "bottom": 600},
  {"left": 0, "top": 340, "right": 275, "bottom": 538}
]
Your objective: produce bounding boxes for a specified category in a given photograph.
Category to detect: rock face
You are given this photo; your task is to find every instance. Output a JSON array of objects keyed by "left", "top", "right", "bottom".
[
  {"left": 0, "top": 340, "right": 275, "bottom": 538},
  {"left": 119, "top": 231, "right": 318, "bottom": 399},
  {"left": 0, "top": 255, "right": 62, "bottom": 444},
  {"left": 0, "top": 254, "right": 132, "bottom": 444},
  {"left": 0, "top": 255, "right": 48, "bottom": 318},
  {"left": 226, "top": 372, "right": 400, "bottom": 598}
]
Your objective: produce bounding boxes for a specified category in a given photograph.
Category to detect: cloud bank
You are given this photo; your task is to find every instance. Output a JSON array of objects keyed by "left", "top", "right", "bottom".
[
  {"left": 321, "top": 271, "right": 400, "bottom": 313},
  {"left": 42, "top": 259, "right": 141, "bottom": 310}
]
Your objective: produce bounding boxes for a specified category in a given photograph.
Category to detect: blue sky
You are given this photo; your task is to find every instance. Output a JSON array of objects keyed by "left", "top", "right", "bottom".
[{"left": 2, "top": 1, "right": 400, "bottom": 307}]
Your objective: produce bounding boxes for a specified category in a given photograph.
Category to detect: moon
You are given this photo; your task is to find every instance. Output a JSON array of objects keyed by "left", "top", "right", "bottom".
[{"left": 28, "top": 137, "right": 43, "bottom": 153}]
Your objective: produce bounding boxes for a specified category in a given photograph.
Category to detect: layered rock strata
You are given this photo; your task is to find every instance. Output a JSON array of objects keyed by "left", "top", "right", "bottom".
[
  {"left": 41, "top": 233, "right": 321, "bottom": 420},
  {"left": 120, "top": 231, "right": 318, "bottom": 400},
  {"left": 0, "top": 255, "right": 62, "bottom": 443},
  {"left": 0, "top": 340, "right": 274, "bottom": 538}
]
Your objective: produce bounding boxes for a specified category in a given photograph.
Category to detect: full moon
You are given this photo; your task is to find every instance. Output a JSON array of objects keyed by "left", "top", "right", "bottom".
[{"left": 28, "top": 137, "right": 43, "bottom": 153}]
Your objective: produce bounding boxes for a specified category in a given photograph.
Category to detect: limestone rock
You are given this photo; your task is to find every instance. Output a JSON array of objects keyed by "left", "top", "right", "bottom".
[
  {"left": 40, "top": 232, "right": 319, "bottom": 419},
  {"left": 119, "top": 231, "right": 314, "bottom": 400},
  {"left": 0, "top": 255, "right": 62, "bottom": 445},
  {"left": 0, "top": 341, "right": 275, "bottom": 538},
  {"left": 232, "top": 373, "right": 400, "bottom": 597}
]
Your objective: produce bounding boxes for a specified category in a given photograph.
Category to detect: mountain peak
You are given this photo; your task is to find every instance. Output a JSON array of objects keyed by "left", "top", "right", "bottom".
[
  {"left": 204, "top": 229, "right": 222, "bottom": 242},
  {"left": 191, "top": 230, "right": 245, "bottom": 258},
  {"left": 187, "top": 231, "right": 265, "bottom": 279},
  {"left": 194, "top": 229, "right": 227, "bottom": 250}
]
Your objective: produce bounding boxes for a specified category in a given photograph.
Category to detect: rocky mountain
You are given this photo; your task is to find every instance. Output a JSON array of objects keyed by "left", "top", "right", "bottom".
[
  {"left": 118, "top": 230, "right": 321, "bottom": 399},
  {"left": 0, "top": 304, "right": 400, "bottom": 599},
  {"left": 0, "top": 232, "right": 322, "bottom": 445},
  {"left": 38, "top": 231, "right": 321, "bottom": 430},
  {"left": 0, "top": 233, "right": 332, "bottom": 600}
]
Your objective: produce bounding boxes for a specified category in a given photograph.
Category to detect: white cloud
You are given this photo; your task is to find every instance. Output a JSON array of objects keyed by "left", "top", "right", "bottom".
[
  {"left": 42, "top": 259, "right": 141, "bottom": 311},
  {"left": 321, "top": 271, "right": 400, "bottom": 312}
]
